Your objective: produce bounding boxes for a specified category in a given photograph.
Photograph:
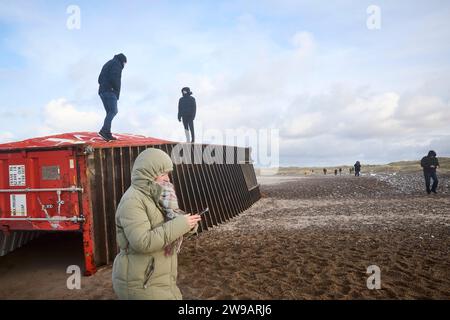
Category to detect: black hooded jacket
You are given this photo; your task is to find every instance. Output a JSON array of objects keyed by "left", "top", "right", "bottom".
[
  {"left": 98, "top": 54, "right": 126, "bottom": 99},
  {"left": 421, "top": 155, "right": 439, "bottom": 172},
  {"left": 178, "top": 94, "right": 197, "bottom": 120}
]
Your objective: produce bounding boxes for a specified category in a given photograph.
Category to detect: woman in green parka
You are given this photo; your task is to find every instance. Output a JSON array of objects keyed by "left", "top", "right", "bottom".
[{"left": 112, "top": 148, "right": 201, "bottom": 300}]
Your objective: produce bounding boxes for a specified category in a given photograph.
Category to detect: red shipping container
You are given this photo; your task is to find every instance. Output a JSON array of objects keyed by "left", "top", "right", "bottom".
[{"left": 0, "top": 132, "right": 260, "bottom": 275}]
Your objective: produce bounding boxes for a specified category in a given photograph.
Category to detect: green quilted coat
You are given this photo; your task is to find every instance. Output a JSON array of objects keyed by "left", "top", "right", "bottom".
[{"left": 112, "top": 148, "right": 191, "bottom": 300}]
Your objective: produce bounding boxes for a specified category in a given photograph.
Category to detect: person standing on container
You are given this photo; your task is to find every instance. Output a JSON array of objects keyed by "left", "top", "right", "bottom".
[
  {"left": 98, "top": 53, "right": 127, "bottom": 141},
  {"left": 178, "top": 87, "right": 196, "bottom": 143},
  {"left": 112, "top": 148, "right": 201, "bottom": 300},
  {"left": 420, "top": 150, "right": 440, "bottom": 194},
  {"left": 354, "top": 161, "right": 361, "bottom": 176}
]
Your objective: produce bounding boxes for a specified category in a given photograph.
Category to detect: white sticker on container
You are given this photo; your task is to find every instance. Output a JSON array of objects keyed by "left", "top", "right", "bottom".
[
  {"left": 9, "top": 165, "right": 26, "bottom": 186},
  {"left": 10, "top": 194, "right": 27, "bottom": 216},
  {"left": 69, "top": 159, "right": 75, "bottom": 169}
]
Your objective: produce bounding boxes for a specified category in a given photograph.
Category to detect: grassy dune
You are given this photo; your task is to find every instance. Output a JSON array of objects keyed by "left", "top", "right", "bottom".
[{"left": 257, "top": 157, "right": 450, "bottom": 175}]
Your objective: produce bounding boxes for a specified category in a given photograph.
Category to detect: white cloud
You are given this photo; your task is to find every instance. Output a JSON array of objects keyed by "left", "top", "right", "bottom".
[
  {"left": 395, "top": 95, "right": 450, "bottom": 131},
  {"left": 38, "top": 98, "right": 103, "bottom": 135},
  {"left": 291, "top": 31, "right": 315, "bottom": 57},
  {"left": 0, "top": 131, "right": 14, "bottom": 143},
  {"left": 282, "top": 112, "right": 323, "bottom": 138},
  {"left": 276, "top": 87, "right": 450, "bottom": 165},
  {"left": 1, "top": 1, "right": 450, "bottom": 166}
]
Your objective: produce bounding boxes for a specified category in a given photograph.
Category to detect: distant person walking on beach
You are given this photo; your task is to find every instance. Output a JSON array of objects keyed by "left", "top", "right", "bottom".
[
  {"left": 339, "top": 168, "right": 342, "bottom": 175},
  {"left": 323, "top": 168, "right": 327, "bottom": 175},
  {"left": 354, "top": 161, "right": 361, "bottom": 176},
  {"left": 420, "top": 150, "right": 440, "bottom": 194},
  {"left": 98, "top": 53, "right": 127, "bottom": 141},
  {"left": 334, "top": 169, "right": 338, "bottom": 176},
  {"left": 349, "top": 167, "right": 353, "bottom": 175},
  {"left": 178, "top": 87, "right": 196, "bottom": 143}
]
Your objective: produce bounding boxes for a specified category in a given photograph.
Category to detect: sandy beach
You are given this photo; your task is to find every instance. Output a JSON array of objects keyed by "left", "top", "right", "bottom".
[{"left": 0, "top": 172, "right": 449, "bottom": 299}]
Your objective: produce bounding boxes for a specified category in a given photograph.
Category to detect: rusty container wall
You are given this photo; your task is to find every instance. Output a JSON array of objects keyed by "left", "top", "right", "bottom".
[
  {"left": 0, "top": 146, "right": 85, "bottom": 258},
  {"left": 0, "top": 148, "right": 83, "bottom": 232},
  {"left": 87, "top": 143, "right": 261, "bottom": 267}
]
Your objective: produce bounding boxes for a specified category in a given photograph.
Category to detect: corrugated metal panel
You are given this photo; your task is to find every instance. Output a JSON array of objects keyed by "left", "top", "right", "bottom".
[
  {"left": 0, "top": 230, "right": 41, "bottom": 256},
  {"left": 241, "top": 164, "right": 259, "bottom": 190},
  {"left": 88, "top": 143, "right": 261, "bottom": 267}
]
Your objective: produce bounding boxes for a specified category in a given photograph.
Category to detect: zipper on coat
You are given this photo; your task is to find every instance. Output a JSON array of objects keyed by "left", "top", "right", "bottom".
[{"left": 143, "top": 257, "right": 155, "bottom": 289}]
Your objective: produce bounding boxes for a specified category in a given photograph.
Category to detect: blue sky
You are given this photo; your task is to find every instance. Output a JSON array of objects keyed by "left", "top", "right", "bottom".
[{"left": 0, "top": 0, "right": 449, "bottom": 166}]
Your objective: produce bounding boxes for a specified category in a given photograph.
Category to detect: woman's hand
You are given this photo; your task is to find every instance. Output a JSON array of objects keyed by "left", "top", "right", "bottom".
[{"left": 185, "top": 214, "right": 201, "bottom": 229}]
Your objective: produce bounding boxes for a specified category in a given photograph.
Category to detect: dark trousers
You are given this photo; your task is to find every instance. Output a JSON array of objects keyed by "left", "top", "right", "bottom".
[
  {"left": 99, "top": 92, "right": 118, "bottom": 135},
  {"left": 424, "top": 170, "right": 438, "bottom": 193},
  {"left": 182, "top": 117, "right": 195, "bottom": 142},
  {"left": 355, "top": 170, "right": 360, "bottom": 176}
]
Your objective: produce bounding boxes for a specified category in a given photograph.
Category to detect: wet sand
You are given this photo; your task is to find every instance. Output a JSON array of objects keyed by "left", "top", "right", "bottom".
[
  {"left": 177, "top": 174, "right": 450, "bottom": 299},
  {"left": 0, "top": 173, "right": 449, "bottom": 299}
]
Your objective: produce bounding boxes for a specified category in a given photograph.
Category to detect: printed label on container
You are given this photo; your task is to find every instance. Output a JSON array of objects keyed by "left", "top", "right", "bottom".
[
  {"left": 42, "top": 165, "right": 60, "bottom": 180},
  {"left": 9, "top": 165, "right": 26, "bottom": 186},
  {"left": 10, "top": 194, "right": 27, "bottom": 216}
]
